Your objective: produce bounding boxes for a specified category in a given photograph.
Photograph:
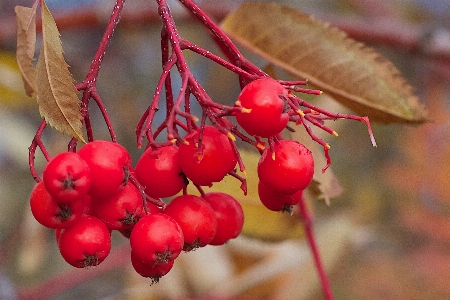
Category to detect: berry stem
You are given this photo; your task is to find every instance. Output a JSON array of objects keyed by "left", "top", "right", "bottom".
[
  {"left": 29, "top": 120, "right": 51, "bottom": 182},
  {"left": 298, "top": 197, "right": 334, "bottom": 300},
  {"left": 76, "top": 0, "right": 126, "bottom": 143}
]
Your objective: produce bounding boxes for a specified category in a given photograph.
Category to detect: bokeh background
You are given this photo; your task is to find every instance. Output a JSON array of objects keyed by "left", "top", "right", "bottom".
[{"left": 1, "top": 0, "right": 450, "bottom": 299}]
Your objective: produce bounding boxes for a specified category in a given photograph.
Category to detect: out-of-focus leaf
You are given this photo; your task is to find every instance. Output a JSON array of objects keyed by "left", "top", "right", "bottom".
[
  {"left": 221, "top": 2, "right": 427, "bottom": 124},
  {"left": 36, "top": 0, "right": 85, "bottom": 142},
  {"left": 188, "top": 149, "right": 306, "bottom": 242},
  {"left": 0, "top": 51, "right": 34, "bottom": 107},
  {"left": 15, "top": 5, "right": 37, "bottom": 98}
]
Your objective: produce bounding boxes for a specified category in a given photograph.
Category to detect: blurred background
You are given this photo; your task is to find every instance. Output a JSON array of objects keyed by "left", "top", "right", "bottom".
[{"left": 1, "top": 0, "right": 450, "bottom": 299}]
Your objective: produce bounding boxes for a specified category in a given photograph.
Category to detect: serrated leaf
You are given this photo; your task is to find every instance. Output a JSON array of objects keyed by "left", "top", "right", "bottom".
[
  {"left": 15, "top": 5, "right": 37, "bottom": 98},
  {"left": 222, "top": 2, "right": 427, "bottom": 124},
  {"left": 36, "top": 0, "right": 85, "bottom": 142}
]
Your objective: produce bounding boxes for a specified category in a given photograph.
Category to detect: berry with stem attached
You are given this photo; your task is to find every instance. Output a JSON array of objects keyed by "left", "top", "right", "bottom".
[
  {"left": 179, "top": 126, "right": 237, "bottom": 186},
  {"left": 164, "top": 194, "right": 218, "bottom": 251},
  {"left": 130, "top": 213, "right": 184, "bottom": 265},
  {"left": 77, "top": 140, "right": 132, "bottom": 200},
  {"left": 203, "top": 192, "right": 244, "bottom": 245},
  {"left": 135, "top": 145, "right": 185, "bottom": 198},
  {"left": 258, "top": 181, "right": 303, "bottom": 213},
  {"left": 43, "top": 152, "right": 91, "bottom": 203},
  {"left": 90, "top": 181, "right": 144, "bottom": 231},
  {"left": 30, "top": 181, "right": 85, "bottom": 229},
  {"left": 258, "top": 140, "right": 314, "bottom": 194},
  {"left": 235, "top": 78, "right": 289, "bottom": 138},
  {"left": 57, "top": 215, "right": 111, "bottom": 268}
]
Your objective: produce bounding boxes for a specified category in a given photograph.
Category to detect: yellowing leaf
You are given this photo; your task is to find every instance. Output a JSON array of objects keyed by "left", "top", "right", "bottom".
[
  {"left": 222, "top": 2, "right": 427, "bottom": 124},
  {"left": 15, "top": 5, "right": 37, "bottom": 98},
  {"left": 0, "top": 51, "right": 35, "bottom": 107},
  {"left": 36, "top": 0, "right": 85, "bottom": 142}
]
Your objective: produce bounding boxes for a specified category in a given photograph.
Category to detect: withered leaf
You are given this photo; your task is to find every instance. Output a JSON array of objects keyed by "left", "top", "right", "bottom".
[
  {"left": 36, "top": 0, "right": 85, "bottom": 142},
  {"left": 222, "top": 2, "right": 427, "bottom": 124},
  {"left": 15, "top": 5, "right": 37, "bottom": 98}
]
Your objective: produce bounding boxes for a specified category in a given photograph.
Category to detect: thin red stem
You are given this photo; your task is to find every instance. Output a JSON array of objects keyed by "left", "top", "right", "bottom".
[
  {"left": 298, "top": 197, "right": 335, "bottom": 300},
  {"left": 84, "top": 0, "right": 125, "bottom": 84}
]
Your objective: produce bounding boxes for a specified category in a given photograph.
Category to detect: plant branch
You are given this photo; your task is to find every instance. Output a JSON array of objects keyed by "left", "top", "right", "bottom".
[{"left": 298, "top": 197, "right": 335, "bottom": 300}]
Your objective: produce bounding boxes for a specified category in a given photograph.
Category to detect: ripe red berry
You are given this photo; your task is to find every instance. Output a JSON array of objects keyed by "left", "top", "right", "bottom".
[
  {"left": 202, "top": 192, "right": 244, "bottom": 245},
  {"left": 164, "top": 194, "right": 217, "bottom": 251},
  {"left": 135, "top": 145, "right": 185, "bottom": 198},
  {"left": 131, "top": 251, "right": 174, "bottom": 283},
  {"left": 130, "top": 213, "right": 184, "bottom": 265},
  {"left": 258, "top": 140, "right": 314, "bottom": 194},
  {"left": 258, "top": 181, "right": 303, "bottom": 212},
  {"left": 77, "top": 140, "right": 132, "bottom": 200},
  {"left": 235, "top": 78, "right": 289, "bottom": 138},
  {"left": 58, "top": 215, "right": 111, "bottom": 268},
  {"left": 91, "top": 182, "right": 144, "bottom": 231},
  {"left": 43, "top": 152, "right": 91, "bottom": 203},
  {"left": 29, "top": 181, "right": 84, "bottom": 229},
  {"left": 179, "top": 126, "right": 237, "bottom": 186}
]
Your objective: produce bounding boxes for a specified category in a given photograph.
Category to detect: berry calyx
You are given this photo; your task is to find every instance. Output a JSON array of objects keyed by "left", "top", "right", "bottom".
[
  {"left": 29, "top": 181, "right": 84, "bottom": 229},
  {"left": 131, "top": 251, "right": 174, "bottom": 283},
  {"left": 258, "top": 181, "right": 303, "bottom": 212},
  {"left": 130, "top": 213, "right": 184, "bottom": 265},
  {"left": 57, "top": 215, "right": 111, "bottom": 268},
  {"left": 90, "top": 182, "right": 144, "bottom": 231},
  {"left": 43, "top": 152, "right": 91, "bottom": 203}
]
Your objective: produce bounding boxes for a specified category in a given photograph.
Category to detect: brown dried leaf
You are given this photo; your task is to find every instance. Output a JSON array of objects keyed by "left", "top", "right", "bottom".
[
  {"left": 15, "top": 5, "right": 37, "bottom": 98},
  {"left": 36, "top": 0, "right": 84, "bottom": 142},
  {"left": 222, "top": 2, "right": 427, "bottom": 124}
]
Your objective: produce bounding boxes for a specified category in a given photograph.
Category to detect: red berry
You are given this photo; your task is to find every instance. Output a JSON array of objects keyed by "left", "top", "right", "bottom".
[
  {"left": 77, "top": 140, "right": 132, "bottom": 200},
  {"left": 258, "top": 181, "right": 303, "bottom": 212},
  {"left": 179, "top": 126, "right": 237, "bottom": 186},
  {"left": 43, "top": 152, "right": 91, "bottom": 203},
  {"left": 130, "top": 213, "right": 184, "bottom": 265},
  {"left": 258, "top": 140, "right": 314, "bottom": 194},
  {"left": 91, "top": 182, "right": 144, "bottom": 231},
  {"left": 58, "top": 215, "right": 111, "bottom": 268},
  {"left": 235, "top": 78, "right": 289, "bottom": 138},
  {"left": 164, "top": 194, "right": 217, "bottom": 251},
  {"left": 131, "top": 251, "right": 174, "bottom": 283},
  {"left": 135, "top": 145, "right": 185, "bottom": 198},
  {"left": 29, "top": 181, "right": 84, "bottom": 229},
  {"left": 203, "top": 192, "right": 244, "bottom": 245}
]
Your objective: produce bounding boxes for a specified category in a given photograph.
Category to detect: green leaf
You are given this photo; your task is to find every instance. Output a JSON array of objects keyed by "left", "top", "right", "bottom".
[
  {"left": 36, "top": 0, "right": 85, "bottom": 142},
  {"left": 221, "top": 2, "right": 427, "bottom": 124}
]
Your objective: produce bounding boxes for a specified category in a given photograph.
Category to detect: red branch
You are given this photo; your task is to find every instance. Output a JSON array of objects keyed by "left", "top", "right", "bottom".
[{"left": 298, "top": 197, "right": 335, "bottom": 300}]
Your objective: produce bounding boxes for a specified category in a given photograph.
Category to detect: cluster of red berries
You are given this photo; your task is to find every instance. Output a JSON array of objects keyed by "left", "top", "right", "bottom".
[
  {"left": 29, "top": 78, "right": 315, "bottom": 283},
  {"left": 29, "top": 139, "right": 244, "bottom": 282},
  {"left": 235, "top": 78, "right": 315, "bottom": 212}
]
